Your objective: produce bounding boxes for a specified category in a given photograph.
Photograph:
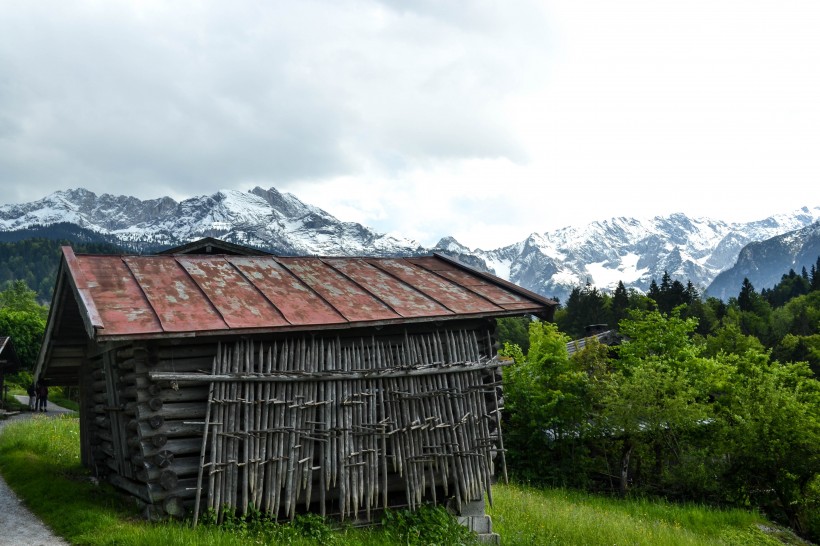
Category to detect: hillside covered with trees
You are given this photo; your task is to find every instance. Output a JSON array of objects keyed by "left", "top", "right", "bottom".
[{"left": 0, "top": 236, "right": 126, "bottom": 303}]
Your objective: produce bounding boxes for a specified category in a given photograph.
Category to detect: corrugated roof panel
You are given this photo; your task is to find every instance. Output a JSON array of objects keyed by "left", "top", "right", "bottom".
[
  {"left": 277, "top": 258, "right": 400, "bottom": 322},
  {"left": 408, "top": 257, "right": 532, "bottom": 305},
  {"left": 228, "top": 256, "right": 347, "bottom": 326},
  {"left": 79, "top": 256, "right": 163, "bottom": 335},
  {"left": 325, "top": 258, "right": 452, "bottom": 318},
  {"left": 436, "top": 270, "right": 532, "bottom": 304},
  {"left": 123, "top": 257, "right": 228, "bottom": 333},
  {"left": 176, "top": 257, "right": 290, "bottom": 329},
  {"left": 366, "top": 258, "right": 501, "bottom": 315}
]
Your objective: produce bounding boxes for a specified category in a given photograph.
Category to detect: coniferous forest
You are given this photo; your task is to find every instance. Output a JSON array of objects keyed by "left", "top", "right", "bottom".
[{"left": 0, "top": 237, "right": 126, "bottom": 303}]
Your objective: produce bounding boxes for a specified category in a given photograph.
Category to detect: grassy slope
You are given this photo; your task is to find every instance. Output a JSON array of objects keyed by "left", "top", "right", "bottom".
[{"left": 0, "top": 416, "right": 811, "bottom": 546}]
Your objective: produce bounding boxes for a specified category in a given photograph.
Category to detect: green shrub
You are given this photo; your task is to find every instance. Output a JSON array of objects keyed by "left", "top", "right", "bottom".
[{"left": 381, "top": 504, "right": 478, "bottom": 546}]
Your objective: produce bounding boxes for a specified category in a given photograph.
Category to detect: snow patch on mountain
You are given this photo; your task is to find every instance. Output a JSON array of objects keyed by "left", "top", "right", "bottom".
[{"left": 1, "top": 187, "right": 818, "bottom": 303}]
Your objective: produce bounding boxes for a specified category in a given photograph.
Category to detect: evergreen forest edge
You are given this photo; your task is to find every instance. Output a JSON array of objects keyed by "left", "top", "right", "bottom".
[{"left": 0, "top": 237, "right": 819, "bottom": 542}]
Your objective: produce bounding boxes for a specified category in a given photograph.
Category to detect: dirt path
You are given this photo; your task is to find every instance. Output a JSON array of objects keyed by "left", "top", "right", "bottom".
[{"left": 0, "top": 398, "right": 74, "bottom": 546}]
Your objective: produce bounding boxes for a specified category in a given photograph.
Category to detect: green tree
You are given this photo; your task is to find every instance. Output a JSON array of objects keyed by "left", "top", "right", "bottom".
[
  {"left": 703, "top": 322, "right": 766, "bottom": 358},
  {"left": 501, "top": 321, "right": 596, "bottom": 485},
  {"left": 737, "top": 278, "right": 757, "bottom": 312},
  {"left": 810, "top": 256, "right": 820, "bottom": 292},
  {"left": 495, "top": 316, "right": 531, "bottom": 353},
  {"left": 718, "top": 351, "right": 820, "bottom": 535},
  {"left": 557, "top": 284, "right": 610, "bottom": 338},
  {"left": 0, "top": 280, "right": 48, "bottom": 320},
  {"left": 0, "top": 280, "right": 48, "bottom": 369},
  {"left": 601, "top": 311, "right": 717, "bottom": 495},
  {"left": 611, "top": 281, "right": 630, "bottom": 327}
]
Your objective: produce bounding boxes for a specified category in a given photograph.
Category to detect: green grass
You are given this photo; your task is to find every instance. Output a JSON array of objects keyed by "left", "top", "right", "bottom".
[
  {"left": 0, "top": 416, "right": 475, "bottom": 545},
  {"left": 2, "top": 392, "right": 26, "bottom": 411},
  {"left": 0, "top": 416, "right": 811, "bottom": 545},
  {"left": 487, "top": 483, "right": 803, "bottom": 545}
]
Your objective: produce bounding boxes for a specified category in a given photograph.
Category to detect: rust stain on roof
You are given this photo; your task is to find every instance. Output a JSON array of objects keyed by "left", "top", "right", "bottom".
[
  {"left": 60, "top": 248, "right": 553, "bottom": 340},
  {"left": 78, "top": 256, "right": 162, "bottom": 335},
  {"left": 408, "top": 256, "right": 531, "bottom": 308},
  {"left": 177, "top": 256, "right": 289, "bottom": 329},
  {"left": 366, "top": 258, "right": 503, "bottom": 314},
  {"left": 277, "top": 258, "right": 399, "bottom": 322},
  {"left": 323, "top": 258, "right": 451, "bottom": 318},
  {"left": 228, "top": 256, "right": 346, "bottom": 326},
  {"left": 123, "top": 256, "right": 227, "bottom": 333}
]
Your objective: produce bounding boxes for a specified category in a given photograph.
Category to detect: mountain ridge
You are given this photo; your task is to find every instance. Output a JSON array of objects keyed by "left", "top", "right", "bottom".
[{"left": 1, "top": 187, "right": 818, "bottom": 302}]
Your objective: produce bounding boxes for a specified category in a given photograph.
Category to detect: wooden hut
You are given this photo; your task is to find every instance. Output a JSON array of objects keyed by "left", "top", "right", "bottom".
[{"left": 34, "top": 244, "right": 556, "bottom": 524}]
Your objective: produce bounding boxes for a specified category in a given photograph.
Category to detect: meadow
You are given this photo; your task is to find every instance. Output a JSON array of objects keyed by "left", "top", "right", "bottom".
[{"left": 0, "top": 415, "right": 806, "bottom": 546}]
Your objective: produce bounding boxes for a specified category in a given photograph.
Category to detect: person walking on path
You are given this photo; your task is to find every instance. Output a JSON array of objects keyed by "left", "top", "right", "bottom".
[
  {"left": 26, "top": 383, "right": 36, "bottom": 412},
  {"left": 36, "top": 382, "right": 48, "bottom": 412}
]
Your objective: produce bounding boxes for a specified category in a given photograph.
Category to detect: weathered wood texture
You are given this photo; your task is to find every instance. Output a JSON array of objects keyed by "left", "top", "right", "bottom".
[
  {"left": 84, "top": 326, "right": 506, "bottom": 523},
  {"left": 194, "top": 329, "right": 504, "bottom": 524}
]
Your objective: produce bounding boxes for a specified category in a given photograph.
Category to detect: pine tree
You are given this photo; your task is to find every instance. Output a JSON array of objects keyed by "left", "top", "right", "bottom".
[
  {"left": 647, "top": 279, "right": 661, "bottom": 311},
  {"left": 738, "top": 278, "right": 756, "bottom": 312},
  {"left": 684, "top": 280, "right": 699, "bottom": 304},
  {"left": 811, "top": 256, "right": 820, "bottom": 292},
  {"left": 611, "top": 281, "right": 629, "bottom": 328}
]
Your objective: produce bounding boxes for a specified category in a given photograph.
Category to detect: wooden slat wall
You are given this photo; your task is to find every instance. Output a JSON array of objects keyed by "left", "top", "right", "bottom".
[
  {"left": 196, "top": 329, "right": 503, "bottom": 523},
  {"left": 84, "top": 325, "right": 505, "bottom": 522}
]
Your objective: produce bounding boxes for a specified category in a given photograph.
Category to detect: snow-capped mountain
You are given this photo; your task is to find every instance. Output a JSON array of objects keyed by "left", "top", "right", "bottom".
[
  {"left": 0, "top": 187, "right": 425, "bottom": 256},
  {"left": 1, "top": 187, "right": 818, "bottom": 302},
  {"left": 439, "top": 208, "right": 820, "bottom": 302},
  {"left": 706, "top": 221, "right": 820, "bottom": 300}
]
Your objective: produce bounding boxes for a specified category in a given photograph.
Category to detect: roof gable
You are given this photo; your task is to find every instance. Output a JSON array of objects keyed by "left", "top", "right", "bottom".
[{"left": 0, "top": 336, "right": 22, "bottom": 373}]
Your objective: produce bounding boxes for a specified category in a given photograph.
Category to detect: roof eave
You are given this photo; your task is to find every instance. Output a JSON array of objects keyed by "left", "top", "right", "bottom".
[
  {"left": 432, "top": 252, "right": 558, "bottom": 313},
  {"left": 34, "top": 247, "right": 103, "bottom": 382},
  {"left": 93, "top": 307, "right": 546, "bottom": 343}
]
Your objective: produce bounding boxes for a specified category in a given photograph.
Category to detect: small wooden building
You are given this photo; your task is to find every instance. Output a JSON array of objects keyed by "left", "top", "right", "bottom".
[{"left": 35, "top": 244, "right": 556, "bottom": 522}]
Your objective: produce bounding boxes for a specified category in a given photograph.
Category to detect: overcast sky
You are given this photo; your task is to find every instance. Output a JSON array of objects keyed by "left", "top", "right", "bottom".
[{"left": 1, "top": 1, "right": 819, "bottom": 249}]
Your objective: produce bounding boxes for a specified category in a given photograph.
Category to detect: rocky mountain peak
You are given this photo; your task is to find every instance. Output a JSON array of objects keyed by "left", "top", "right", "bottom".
[{"left": 0, "top": 188, "right": 818, "bottom": 302}]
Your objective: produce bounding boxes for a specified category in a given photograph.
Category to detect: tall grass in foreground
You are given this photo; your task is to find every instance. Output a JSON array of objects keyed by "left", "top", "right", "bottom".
[
  {"left": 0, "top": 416, "right": 810, "bottom": 545},
  {"left": 487, "top": 483, "right": 800, "bottom": 546}
]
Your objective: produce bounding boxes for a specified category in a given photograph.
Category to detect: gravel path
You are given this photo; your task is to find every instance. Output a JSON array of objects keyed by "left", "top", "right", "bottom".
[{"left": 0, "top": 398, "right": 74, "bottom": 546}]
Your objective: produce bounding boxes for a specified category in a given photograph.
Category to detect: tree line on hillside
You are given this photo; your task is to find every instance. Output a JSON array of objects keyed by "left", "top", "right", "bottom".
[
  {"left": 0, "top": 238, "right": 126, "bottom": 303},
  {"left": 540, "top": 256, "right": 820, "bottom": 376},
  {"left": 497, "top": 256, "right": 820, "bottom": 541}
]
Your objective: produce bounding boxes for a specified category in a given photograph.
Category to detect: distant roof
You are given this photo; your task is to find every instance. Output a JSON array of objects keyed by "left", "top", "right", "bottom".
[
  {"left": 37, "top": 246, "right": 557, "bottom": 383},
  {"left": 0, "top": 336, "right": 22, "bottom": 373},
  {"left": 158, "top": 237, "right": 271, "bottom": 256}
]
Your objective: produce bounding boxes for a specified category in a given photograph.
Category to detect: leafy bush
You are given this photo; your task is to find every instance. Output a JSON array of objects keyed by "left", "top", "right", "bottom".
[
  {"left": 502, "top": 311, "right": 820, "bottom": 542},
  {"left": 381, "top": 504, "right": 478, "bottom": 546}
]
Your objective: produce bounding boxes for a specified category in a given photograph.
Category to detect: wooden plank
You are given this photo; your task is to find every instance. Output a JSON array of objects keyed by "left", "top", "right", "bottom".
[{"left": 148, "top": 357, "right": 509, "bottom": 383}]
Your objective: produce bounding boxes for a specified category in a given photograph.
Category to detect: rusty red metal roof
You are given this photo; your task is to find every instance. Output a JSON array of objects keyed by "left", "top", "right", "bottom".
[{"left": 57, "top": 246, "right": 556, "bottom": 341}]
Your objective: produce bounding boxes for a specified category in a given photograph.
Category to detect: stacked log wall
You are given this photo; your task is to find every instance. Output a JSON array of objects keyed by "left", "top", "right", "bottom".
[{"left": 83, "top": 320, "right": 506, "bottom": 522}]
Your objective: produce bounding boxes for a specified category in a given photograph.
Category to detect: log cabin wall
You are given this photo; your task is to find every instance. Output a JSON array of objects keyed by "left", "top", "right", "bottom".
[{"left": 82, "top": 320, "right": 504, "bottom": 522}]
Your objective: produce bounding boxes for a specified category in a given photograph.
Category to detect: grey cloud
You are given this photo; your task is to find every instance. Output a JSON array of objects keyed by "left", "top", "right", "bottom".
[{"left": 0, "top": 0, "right": 550, "bottom": 202}]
